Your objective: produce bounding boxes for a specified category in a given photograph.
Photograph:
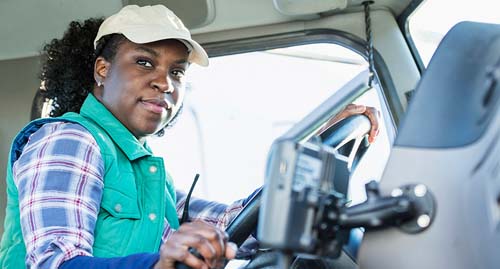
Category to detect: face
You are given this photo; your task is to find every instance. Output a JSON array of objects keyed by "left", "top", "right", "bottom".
[{"left": 94, "top": 39, "right": 189, "bottom": 140}]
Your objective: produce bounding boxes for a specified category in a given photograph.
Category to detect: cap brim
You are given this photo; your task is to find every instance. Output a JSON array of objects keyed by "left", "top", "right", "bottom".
[
  {"left": 184, "top": 39, "right": 209, "bottom": 67},
  {"left": 120, "top": 27, "right": 209, "bottom": 67}
]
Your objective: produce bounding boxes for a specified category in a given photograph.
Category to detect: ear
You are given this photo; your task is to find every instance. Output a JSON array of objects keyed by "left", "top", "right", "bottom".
[{"left": 94, "top": 56, "right": 110, "bottom": 85}]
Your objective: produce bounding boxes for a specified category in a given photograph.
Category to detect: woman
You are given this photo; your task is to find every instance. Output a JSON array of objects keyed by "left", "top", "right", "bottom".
[{"left": 0, "top": 5, "right": 379, "bottom": 269}]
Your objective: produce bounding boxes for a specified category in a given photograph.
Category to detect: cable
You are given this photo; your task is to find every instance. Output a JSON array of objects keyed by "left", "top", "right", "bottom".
[{"left": 363, "top": 1, "right": 375, "bottom": 87}]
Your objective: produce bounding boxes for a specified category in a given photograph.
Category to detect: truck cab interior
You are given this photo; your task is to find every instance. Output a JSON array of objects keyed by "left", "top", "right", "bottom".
[{"left": 0, "top": 0, "right": 499, "bottom": 268}]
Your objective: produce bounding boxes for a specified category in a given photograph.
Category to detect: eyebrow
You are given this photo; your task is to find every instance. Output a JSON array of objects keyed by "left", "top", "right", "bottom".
[
  {"left": 135, "top": 46, "right": 159, "bottom": 57},
  {"left": 134, "top": 46, "right": 189, "bottom": 65}
]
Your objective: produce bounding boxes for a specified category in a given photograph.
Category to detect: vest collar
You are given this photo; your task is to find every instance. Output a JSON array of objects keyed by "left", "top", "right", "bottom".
[{"left": 79, "top": 94, "right": 152, "bottom": 160}]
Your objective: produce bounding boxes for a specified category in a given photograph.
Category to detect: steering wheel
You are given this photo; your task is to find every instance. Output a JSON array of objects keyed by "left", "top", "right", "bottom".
[{"left": 176, "top": 114, "right": 372, "bottom": 269}]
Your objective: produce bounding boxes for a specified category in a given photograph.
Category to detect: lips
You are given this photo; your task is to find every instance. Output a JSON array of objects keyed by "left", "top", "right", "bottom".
[{"left": 141, "top": 98, "right": 171, "bottom": 114}]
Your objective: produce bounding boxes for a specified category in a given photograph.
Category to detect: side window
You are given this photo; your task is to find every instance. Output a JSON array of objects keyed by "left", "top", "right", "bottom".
[
  {"left": 408, "top": 0, "right": 499, "bottom": 67},
  {"left": 149, "top": 42, "right": 395, "bottom": 204}
]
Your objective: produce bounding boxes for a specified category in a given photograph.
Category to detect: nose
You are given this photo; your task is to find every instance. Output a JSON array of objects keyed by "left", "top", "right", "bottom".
[{"left": 151, "top": 74, "right": 174, "bottom": 94}]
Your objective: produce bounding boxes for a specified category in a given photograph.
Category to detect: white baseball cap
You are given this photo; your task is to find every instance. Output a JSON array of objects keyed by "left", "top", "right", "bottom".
[{"left": 94, "top": 5, "right": 209, "bottom": 66}]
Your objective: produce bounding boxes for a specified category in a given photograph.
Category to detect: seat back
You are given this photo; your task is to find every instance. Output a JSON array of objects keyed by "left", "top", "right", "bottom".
[{"left": 358, "top": 21, "right": 500, "bottom": 269}]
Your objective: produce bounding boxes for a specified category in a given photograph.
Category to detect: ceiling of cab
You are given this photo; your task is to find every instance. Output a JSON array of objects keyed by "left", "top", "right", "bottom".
[
  {"left": 0, "top": 0, "right": 123, "bottom": 61},
  {"left": 0, "top": 0, "right": 413, "bottom": 61}
]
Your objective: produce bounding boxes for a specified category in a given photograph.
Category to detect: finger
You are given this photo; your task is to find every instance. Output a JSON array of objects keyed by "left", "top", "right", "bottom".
[
  {"left": 180, "top": 222, "right": 227, "bottom": 258},
  {"left": 217, "top": 231, "right": 228, "bottom": 262},
  {"left": 328, "top": 104, "right": 365, "bottom": 129},
  {"left": 179, "top": 249, "right": 209, "bottom": 269},
  {"left": 369, "top": 124, "right": 379, "bottom": 143},
  {"left": 346, "top": 104, "right": 366, "bottom": 114},
  {"left": 189, "top": 235, "right": 218, "bottom": 267},
  {"left": 197, "top": 225, "right": 228, "bottom": 268},
  {"left": 159, "top": 242, "right": 207, "bottom": 269},
  {"left": 225, "top": 242, "right": 237, "bottom": 260},
  {"left": 202, "top": 228, "right": 226, "bottom": 268},
  {"left": 177, "top": 222, "right": 227, "bottom": 265},
  {"left": 364, "top": 108, "right": 380, "bottom": 143},
  {"left": 169, "top": 232, "right": 218, "bottom": 268},
  {"left": 212, "top": 242, "right": 237, "bottom": 269}
]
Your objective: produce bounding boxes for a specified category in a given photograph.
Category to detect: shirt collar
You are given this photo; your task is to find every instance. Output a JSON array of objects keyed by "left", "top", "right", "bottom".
[{"left": 79, "top": 93, "right": 152, "bottom": 160}]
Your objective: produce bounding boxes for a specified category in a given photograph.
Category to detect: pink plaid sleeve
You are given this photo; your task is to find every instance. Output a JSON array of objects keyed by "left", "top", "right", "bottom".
[{"left": 13, "top": 122, "right": 104, "bottom": 269}]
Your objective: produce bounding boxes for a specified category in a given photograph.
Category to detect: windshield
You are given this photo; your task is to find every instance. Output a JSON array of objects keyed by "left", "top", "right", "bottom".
[{"left": 409, "top": 0, "right": 500, "bottom": 66}]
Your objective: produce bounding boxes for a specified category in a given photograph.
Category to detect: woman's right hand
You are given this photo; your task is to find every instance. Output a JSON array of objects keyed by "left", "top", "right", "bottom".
[{"left": 154, "top": 221, "right": 237, "bottom": 269}]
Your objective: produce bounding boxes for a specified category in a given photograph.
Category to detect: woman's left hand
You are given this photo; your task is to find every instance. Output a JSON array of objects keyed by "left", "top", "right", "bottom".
[{"left": 320, "top": 104, "right": 381, "bottom": 143}]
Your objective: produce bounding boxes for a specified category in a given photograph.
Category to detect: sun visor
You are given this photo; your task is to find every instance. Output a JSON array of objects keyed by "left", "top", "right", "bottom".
[
  {"left": 124, "top": 0, "right": 215, "bottom": 29},
  {"left": 273, "top": 0, "right": 348, "bottom": 17}
]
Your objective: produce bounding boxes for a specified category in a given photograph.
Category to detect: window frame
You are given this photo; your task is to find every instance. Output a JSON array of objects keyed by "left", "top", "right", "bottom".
[{"left": 397, "top": 0, "right": 426, "bottom": 74}]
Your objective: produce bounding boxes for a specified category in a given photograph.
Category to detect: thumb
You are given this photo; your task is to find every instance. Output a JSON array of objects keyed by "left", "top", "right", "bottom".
[{"left": 225, "top": 242, "right": 237, "bottom": 260}]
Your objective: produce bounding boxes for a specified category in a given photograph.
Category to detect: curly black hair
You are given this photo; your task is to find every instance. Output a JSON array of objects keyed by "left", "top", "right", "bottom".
[
  {"left": 38, "top": 17, "right": 184, "bottom": 134},
  {"left": 39, "top": 18, "right": 125, "bottom": 117}
]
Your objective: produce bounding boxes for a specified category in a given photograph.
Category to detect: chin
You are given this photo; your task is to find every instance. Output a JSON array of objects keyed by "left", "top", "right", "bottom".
[{"left": 133, "top": 124, "right": 161, "bottom": 138}]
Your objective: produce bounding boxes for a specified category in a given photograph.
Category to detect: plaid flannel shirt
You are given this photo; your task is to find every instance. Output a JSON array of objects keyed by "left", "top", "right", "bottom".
[{"left": 13, "top": 122, "right": 255, "bottom": 269}]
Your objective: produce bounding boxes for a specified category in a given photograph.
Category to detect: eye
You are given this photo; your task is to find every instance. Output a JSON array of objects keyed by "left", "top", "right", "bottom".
[
  {"left": 137, "top": 59, "right": 153, "bottom": 68},
  {"left": 172, "top": 69, "right": 186, "bottom": 79}
]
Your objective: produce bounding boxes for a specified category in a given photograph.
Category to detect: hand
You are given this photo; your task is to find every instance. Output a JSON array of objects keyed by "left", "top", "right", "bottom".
[
  {"left": 320, "top": 104, "right": 380, "bottom": 143},
  {"left": 154, "top": 221, "right": 237, "bottom": 269}
]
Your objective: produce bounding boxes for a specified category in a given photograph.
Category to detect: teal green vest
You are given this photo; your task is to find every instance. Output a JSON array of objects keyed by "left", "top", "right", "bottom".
[{"left": 0, "top": 94, "right": 180, "bottom": 268}]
